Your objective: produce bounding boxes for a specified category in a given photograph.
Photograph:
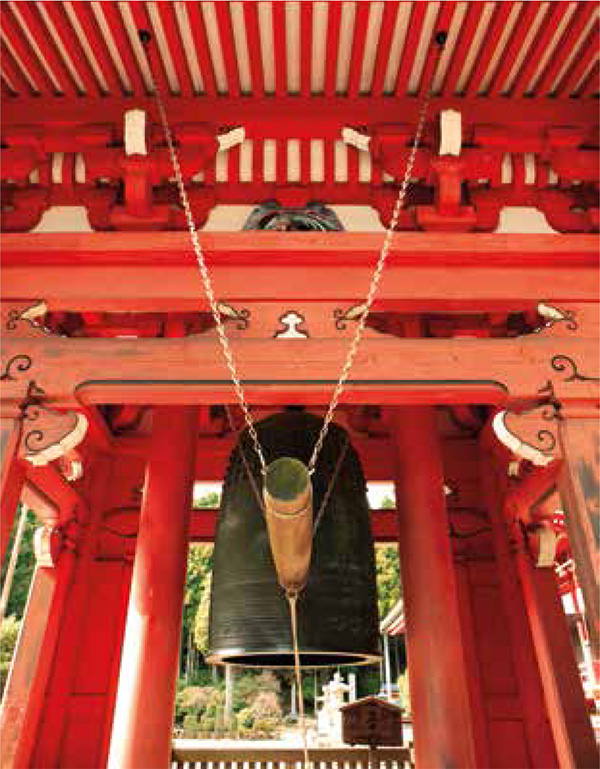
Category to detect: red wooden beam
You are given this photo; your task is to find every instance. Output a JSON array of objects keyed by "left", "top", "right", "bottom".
[
  {"left": 508, "top": 2, "right": 566, "bottom": 97},
  {"left": 243, "top": 2, "right": 264, "bottom": 96},
  {"left": 0, "top": 41, "right": 36, "bottom": 96},
  {"left": 271, "top": 1, "right": 287, "bottom": 97},
  {"left": 464, "top": 2, "right": 513, "bottom": 96},
  {"left": 299, "top": 1, "right": 313, "bottom": 97},
  {"left": 323, "top": 1, "right": 341, "bottom": 97},
  {"left": 300, "top": 138, "right": 311, "bottom": 186},
  {"left": 2, "top": 232, "right": 597, "bottom": 310},
  {"left": 213, "top": 2, "right": 240, "bottom": 98},
  {"left": 417, "top": 2, "right": 455, "bottom": 97},
  {"left": 184, "top": 2, "right": 216, "bottom": 97},
  {"left": 1, "top": 74, "right": 15, "bottom": 98},
  {"left": 554, "top": 28, "right": 600, "bottom": 98},
  {"left": 487, "top": 2, "right": 544, "bottom": 97},
  {"left": 41, "top": 1, "right": 103, "bottom": 97},
  {"left": 128, "top": 1, "right": 170, "bottom": 96},
  {"left": 394, "top": 2, "right": 428, "bottom": 96},
  {"left": 1, "top": 4, "right": 55, "bottom": 94},
  {"left": 274, "top": 137, "right": 284, "bottom": 183},
  {"left": 347, "top": 1, "right": 370, "bottom": 96},
  {"left": 441, "top": 2, "right": 486, "bottom": 97},
  {"left": 534, "top": 2, "right": 597, "bottom": 96},
  {"left": 100, "top": 2, "right": 147, "bottom": 96},
  {"left": 2, "top": 95, "right": 596, "bottom": 134},
  {"left": 370, "top": 2, "right": 399, "bottom": 96},
  {"left": 2, "top": 331, "right": 596, "bottom": 409},
  {"left": 252, "top": 137, "right": 263, "bottom": 183},
  {"left": 579, "top": 60, "right": 600, "bottom": 97},
  {"left": 68, "top": 2, "right": 125, "bottom": 96},
  {"left": 16, "top": 2, "right": 80, "bottom": 97},
  {"left": 155, "top": 2, "right": 194, "bottom": 97}
]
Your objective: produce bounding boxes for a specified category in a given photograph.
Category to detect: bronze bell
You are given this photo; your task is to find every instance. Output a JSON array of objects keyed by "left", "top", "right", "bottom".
[{"left": 207, "top": 411, "right": 380, "bottom": 668}]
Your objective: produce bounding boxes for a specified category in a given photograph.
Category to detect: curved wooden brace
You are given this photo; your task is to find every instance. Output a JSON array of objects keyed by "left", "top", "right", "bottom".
[{"left": 492, "top": 405, "right": 559, "bottom": 467}]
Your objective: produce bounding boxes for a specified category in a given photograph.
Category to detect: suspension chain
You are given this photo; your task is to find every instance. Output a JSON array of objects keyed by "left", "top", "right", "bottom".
[
  {"left": 144, "top": 42, "right": 268, "bottom": 474},
  {"left": 142, "top": 34, "right": 444, "bottom": 475},
  {"left": 307, "top": 77, "right": 438, "bottom": 471}
]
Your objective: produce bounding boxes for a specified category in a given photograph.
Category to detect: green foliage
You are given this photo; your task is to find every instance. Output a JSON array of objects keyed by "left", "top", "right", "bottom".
[
  {"left": 178, "top": 685, "right": 215, "bottom": 713},
  {"left": 249, "top": 690, "right": 281, "bottom": 720},
  {"left": 192, "top": 491, "right": 220, "bottom": 510},
  {"left": 184, "top": 544, "right": 213, "bottom": 661},
  {"left": 0, "top": 615, "right": 21, "bottom": 697},
  {"left": 193, "top": 570, "right": 212, "bottom": 655},
  {"left": 0, "top": 506, "right": 37, "bottom": 620},
  {"left": 236, "top": 707, "right": 253, "bottom": 729},
  {"left": 182, "top": 713, "right": 200, "bottom": 733},
  {"left": 375, "top": 544, "right": 401, "bottom": 620},
  {"left": 357, "top": 667, "right": 381, "bottom": 698},
  {"left": 233, "top": 670, "right": 280, "bottom": 712}
]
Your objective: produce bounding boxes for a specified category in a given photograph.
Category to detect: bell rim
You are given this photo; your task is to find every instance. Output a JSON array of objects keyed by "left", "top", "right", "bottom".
[{"left": 206, "top": 648, "right": 382, "bottom": 669}]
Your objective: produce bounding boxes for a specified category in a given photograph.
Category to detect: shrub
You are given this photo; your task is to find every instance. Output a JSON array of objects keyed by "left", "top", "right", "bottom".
[
  {"left": 250, "top": 690, "right": 282, "bottom": 721},
  {"left": 252, "top": 716, "right": 279, "bottom": 737},
  {"left": 182, "top": 714, "right": 200, "bottom": 735},
  {"left": 179, "top": 685, "right": 214, "bottom": 712},
  {"left": 199, "top": 713, "right": 215, "bottom": 733},
  {"left": 236, "top": 707, "right": 254, "bottom": 729}
]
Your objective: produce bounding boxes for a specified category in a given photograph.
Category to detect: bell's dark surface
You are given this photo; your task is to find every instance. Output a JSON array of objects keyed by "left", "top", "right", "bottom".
[{"left": 207, "top": 411, "right": 380, "bottom": 668}]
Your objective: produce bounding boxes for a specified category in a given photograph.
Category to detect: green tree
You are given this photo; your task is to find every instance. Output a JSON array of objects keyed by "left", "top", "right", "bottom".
[
  {"left": 1, "top": 615, "right": 20, "bottom": 696},
  {"left": 193, "top": 569, "right": 212, "bottom": 655},
  {"left": 0, "top": 506, "right": 37, "bottom": 619},
  {"left": 375, "top": 544, "right": 401, "bottom": 619},
  {"left": 182, "top": 487, "right": 219, "bottom": 676},
  {"left": 192, "top": 490, "right": 220, "bottom": 510}
]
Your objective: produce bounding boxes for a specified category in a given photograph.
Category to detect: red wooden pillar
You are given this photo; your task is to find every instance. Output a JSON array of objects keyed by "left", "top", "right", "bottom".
[
  {"left": 0, "top": 412, "right": 26, "bottom": 564},
  {"left": 108, "top": 406, "right": 198, "bottom": 769},
  {"left": 0, "top": 560, "right": 73, "bottom": 768},
  {"left": 480, "top": 443, "right": 560, "bottom": 768},
  {"left": 392, "top": 406, "right": 477, "bottom": 769},
  {"left": 556, "top": 405, "right": 599, "bottom": 653},
  {"left": 515, "top": 553, "right": 598, "bottom": 768},
  {"left": 481, "top": 431, "right": 597, "bottom": 768},
  {"left": 24, "top": 452, "right": 141, "bottom": 768}
]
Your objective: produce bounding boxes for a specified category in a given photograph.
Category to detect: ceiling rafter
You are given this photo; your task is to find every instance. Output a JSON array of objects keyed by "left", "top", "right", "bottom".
[{"left": 0, "top": 2, "right": 596, "bottom": 101}]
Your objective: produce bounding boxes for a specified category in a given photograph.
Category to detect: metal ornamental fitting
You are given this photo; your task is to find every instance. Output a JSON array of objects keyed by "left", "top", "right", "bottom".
[{"left": 263, "top": 457, "right": 313, "bottom": 593}]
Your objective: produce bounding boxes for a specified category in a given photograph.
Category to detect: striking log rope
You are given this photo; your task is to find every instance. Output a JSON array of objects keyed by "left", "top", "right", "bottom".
[{"left": 287, "top": 590, "right": 310, "bottom": 768}]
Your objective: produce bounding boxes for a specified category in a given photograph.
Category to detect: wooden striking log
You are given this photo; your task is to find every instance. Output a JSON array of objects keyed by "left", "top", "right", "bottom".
[{"left": 263, "top": 457, "right": 313, "bottom": 592}]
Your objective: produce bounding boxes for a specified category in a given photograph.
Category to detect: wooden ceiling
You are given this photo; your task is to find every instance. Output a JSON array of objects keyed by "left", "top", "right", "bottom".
[{"left": 1, "top": 2, "right": 598, "bottom": 101}]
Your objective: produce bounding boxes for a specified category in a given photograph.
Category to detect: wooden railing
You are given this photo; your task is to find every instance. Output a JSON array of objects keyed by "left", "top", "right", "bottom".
[{"left": 171, "top": 745, "right": 413, "bottom": 768}]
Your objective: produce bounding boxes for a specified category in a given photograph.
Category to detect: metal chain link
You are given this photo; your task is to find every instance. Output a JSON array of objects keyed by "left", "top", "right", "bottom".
[
  {"left": 143, "top": 36, "right": 443, "bottom": 476},
  {"left": 307, "top": 82, "right": 436, "bottom": 471},
  {"left": 145, "top": 43, "right": 268, "bottom": 474}
]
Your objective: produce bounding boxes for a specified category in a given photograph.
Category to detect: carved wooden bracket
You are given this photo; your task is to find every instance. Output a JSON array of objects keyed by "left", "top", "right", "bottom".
[
  {"left": 19, "top": 404, "right": 88, "bottom": 467},
  {"left": 274, "top": 311, "right": 309, "bottom": 339},
  {"left": 33, "top": 524, "right": 65, "bottom": 566},
  {"left": 3, "top": 301, "right": 51, "bottom": 337},
  {"left": 550, "top": 355, "right": 600, "bottom": 384},
  {"left": 525, "top": 521, "right": 560, "bottom": 568},
  {"left": 493, "top": 403, "right": 560, "bottom": 467},
  {"left": 536, "top": 303, "right": 578, "bottom": 332}
]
